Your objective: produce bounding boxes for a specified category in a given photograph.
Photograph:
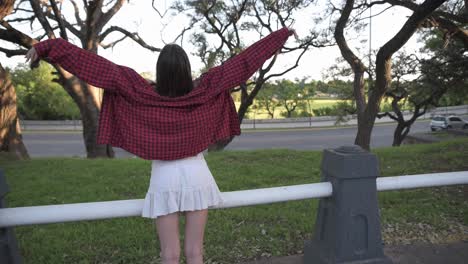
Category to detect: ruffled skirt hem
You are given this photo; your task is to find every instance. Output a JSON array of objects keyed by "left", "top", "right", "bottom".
[{"left": 141, "top": 185, "right": 223, "bottom": 219}]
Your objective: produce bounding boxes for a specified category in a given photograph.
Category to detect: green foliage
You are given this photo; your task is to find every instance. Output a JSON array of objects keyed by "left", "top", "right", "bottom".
[
  {"left": 256, "top": 82, "right": 282, "bottom": 118},
  {"left": 314, "top": 79, "right": 353, "bottom": 97},
  {"left": 416, "top": 24, "right": 468, "bottom": 107},
  {"left": 11, "top": 63, "right": 80, "bottom": 120},
  {"left": 312, "top": 101, "right": 356, "bottom": 117},
  {"left": 419, "top": 45, "right": 468, "bottom": 106},
  {"left": 312, "top": 106, "right": 334, "bottom": 116},
  {"left": 275, "top": 79, "right": 306, "bottom": 118},
  {"left": 254, "top": 79, "right": 316, "bottom": 118},
  {"left": 249, "top": 78, "right": 357, "bottom": 118},
  {"left": 1, "top": 139, "right": 468, "bottom": 263}
]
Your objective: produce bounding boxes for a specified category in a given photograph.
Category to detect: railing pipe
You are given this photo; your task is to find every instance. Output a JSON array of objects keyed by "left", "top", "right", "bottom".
[
  {"left": 377, "top": 172, "right": 468, "bottom": 191},
  {"left": 0, "top": 182, "right": 333, "bottom": 228},
  {"left": 0, "top": 171, "right": 467, "bottom": 228}
]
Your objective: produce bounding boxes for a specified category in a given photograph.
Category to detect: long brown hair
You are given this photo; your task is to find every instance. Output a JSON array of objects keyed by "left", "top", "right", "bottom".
[{"left": 155, "top": 44, "right": 194, "bottom": 98}]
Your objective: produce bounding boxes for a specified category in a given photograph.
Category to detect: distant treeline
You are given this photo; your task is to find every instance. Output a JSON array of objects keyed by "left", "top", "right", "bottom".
[{"left": 9, "top": 63, "right": 464, "bottom": 120}]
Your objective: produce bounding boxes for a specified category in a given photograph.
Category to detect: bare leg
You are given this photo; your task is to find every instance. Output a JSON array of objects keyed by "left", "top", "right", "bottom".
[
  {"left": 184, "top": 209, "right": 208, "bottom": 264},
  {"left": 155, "top": 212, "right": 180, "bottom": 264}
]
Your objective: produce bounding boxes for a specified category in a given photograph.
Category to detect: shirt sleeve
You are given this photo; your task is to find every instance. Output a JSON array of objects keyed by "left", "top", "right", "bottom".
[
  {"left": 201, "top": 27, "right": 293, "bottom": 92},
  {"left": 34, "top": 38, "right": 128, "bottom": 92}
]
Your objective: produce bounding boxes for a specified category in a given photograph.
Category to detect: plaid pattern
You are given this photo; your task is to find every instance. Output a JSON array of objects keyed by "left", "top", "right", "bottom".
[{"left": 34, "top": 28, "right": 293, "bottom": 160}]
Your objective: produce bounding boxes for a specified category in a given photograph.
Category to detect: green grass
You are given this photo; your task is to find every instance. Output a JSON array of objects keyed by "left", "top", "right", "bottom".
[{"left": 1, "top": 139, "right": 468, "bottom": 263}]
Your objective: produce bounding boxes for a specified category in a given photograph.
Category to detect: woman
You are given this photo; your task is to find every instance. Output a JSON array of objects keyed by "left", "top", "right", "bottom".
[{"left": 26, "top": 27, "right": 295, "bottom": 264}]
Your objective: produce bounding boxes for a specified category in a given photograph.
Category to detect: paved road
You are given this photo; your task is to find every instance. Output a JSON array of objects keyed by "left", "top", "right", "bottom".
[{"left": 22, "top": 120, "right": 431, "bottom": 158}]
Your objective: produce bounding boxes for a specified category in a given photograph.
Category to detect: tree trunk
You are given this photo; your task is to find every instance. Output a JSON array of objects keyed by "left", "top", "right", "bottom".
[
  {"left": 209, "top": 82, "right": 258, "bottom": 151},
  {"left": 392, "top": 123, "right": 408, "bottom": 146},
  {"left": 337, "top": 0, "right": 445, "bottom": 151},
  {"left": 334, "top": 0, "right": 371, "bottom": 149},
  {"left": 0, "top": 0, "right": 15, "bottom": 20},
  {"left": 354, "top": 109, "right": 375, "bottom": 150},
  {"left": 353, "top": 70, "right": 372, "bottom": 150},
  {"left": 0, "top": 63, "right": 29, "bottom": 159},
  {"left": 80, "top": 92, "right": 114, "bottom": 158},
  {"left": 237, "top": 100, "right": 253, "bottom": 123},
  {"left": 208, "top": 92, "right": 252, "bottom": 151},
  {"left": 54, "top": 66, "right": 114, "bottom": 158}
]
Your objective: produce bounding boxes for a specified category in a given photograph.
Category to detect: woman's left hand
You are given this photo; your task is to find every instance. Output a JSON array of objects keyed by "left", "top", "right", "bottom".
[{"left": 25, "top": 47, "right": 39, "bottom": 68}]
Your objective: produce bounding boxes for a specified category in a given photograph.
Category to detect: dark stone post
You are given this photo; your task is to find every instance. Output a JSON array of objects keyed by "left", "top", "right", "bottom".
[
  {"left": 0, "top": 170, "right": 23, "bottom": 264},
  {"left": 303, "top": 145, "right": 391, "bottom": 264}
]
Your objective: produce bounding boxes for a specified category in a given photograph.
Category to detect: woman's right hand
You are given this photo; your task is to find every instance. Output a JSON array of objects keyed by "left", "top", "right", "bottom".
[{"left": 25, "top": 47, "right": 40, "bottom": 68}]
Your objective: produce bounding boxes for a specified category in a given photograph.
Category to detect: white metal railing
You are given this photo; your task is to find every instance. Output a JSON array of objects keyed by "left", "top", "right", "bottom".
[{"left": 1, "top": 171, "right": 467, "bottom": 228}]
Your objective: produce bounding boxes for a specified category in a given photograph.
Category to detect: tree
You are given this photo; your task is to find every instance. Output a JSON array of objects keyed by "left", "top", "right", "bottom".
[
  {"left": 299, "top": 79, "right": 316, "bottom": 118},
  {"left": 0, "top": 62, "right": 29, "bottom": 159},
  {"left": 381, "top": 47, "right": 467, "bottom": 145},
  {"left": 375, "top": 0, "right": 467, "bottom": 146},
  {"left": 0, "top": 1, "right": 161, "bottom": 158},
  {"left": 0, "top": 0, "right": 28, "bottom": 159},
  {"left": 275, "top": 79, "right": 304, "bottom": 118},
  {"left": 173, "top": 0, "right": 327, "bottom": 149},
  {"left": 376, "top": 52, "right": 425, "bottom": 146},
  {"left": 256, "top": 82, "right": 281, "bottom": 119},
  {"left": 333, "top": 0, "right": 447, "bottom": 150}
]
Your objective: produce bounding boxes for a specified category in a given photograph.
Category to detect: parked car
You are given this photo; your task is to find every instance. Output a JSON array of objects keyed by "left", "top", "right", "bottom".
[{"left": 430, "top": 115, "right": 468, "bottom": 131}]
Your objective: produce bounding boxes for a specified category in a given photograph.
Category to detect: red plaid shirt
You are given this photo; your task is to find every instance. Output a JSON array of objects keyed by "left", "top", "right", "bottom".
[{"left": 34, "top": 28, "right": 293, "bottom": 160}]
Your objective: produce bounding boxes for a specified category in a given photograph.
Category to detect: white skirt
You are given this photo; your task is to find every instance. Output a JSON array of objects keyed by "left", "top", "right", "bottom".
[{"left": 141, "top": 152, "right": 223, "bottom": 219}]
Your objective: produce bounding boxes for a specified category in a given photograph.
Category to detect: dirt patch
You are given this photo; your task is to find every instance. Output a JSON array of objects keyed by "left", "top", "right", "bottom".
[{"left": 404, "top": 130, "right": 468, "bottom": 145}]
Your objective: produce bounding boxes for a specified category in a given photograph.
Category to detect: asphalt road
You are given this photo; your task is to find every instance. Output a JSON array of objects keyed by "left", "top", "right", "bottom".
[{"left": 21, "top": 120, "right": 431, "bottom": 158}]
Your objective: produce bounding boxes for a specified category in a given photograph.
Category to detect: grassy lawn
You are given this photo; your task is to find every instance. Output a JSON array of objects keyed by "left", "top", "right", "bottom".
[{"left": 1, "top": 139, "right": 468, "bottom": 263}]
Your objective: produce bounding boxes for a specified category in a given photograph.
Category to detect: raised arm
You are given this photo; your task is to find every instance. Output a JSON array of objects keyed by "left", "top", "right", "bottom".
[
  {"left": 202, "top": 27, "right": 294, "bottom": 92},
  {"left": 33, "top": 38, "right": 125, "bottom": 91}
]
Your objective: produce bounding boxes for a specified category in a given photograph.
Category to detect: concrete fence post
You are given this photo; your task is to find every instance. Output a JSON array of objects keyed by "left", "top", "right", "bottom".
[
  {"left": 0, "top": 170, "right": 23, "bottom": 264},
  {"left": 303, "top": 145, "right": 392, "bottom": 264}
]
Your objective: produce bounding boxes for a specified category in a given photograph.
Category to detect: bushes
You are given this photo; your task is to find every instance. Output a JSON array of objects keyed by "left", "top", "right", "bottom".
[
  {"left": 11, "top": 63, "right": 80, "bottom": 120},
  {"left": 312, "top": 101, "right": 356, "bottom": 117}
]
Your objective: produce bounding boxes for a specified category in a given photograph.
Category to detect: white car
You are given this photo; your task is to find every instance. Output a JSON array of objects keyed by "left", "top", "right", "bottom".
[{"left": 430, "top": 115, "right": 468, "bottom": 131}]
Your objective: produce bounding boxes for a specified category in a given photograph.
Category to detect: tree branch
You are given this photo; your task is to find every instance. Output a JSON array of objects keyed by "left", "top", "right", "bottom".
[
  {"left": 201, "top": 4, "right": 235, "bottom": 51},
  {"left": 263, "top": 47, "right": 308, "bottom": 82},
  {"left": 374, "top": 0, "right": 446, "bottom": 97},
  {"left": 29, "top": 0, "right": 56, "bottom": 39},
  {"left": 4, "top": 16, "right": 35, "bottom": 23},
  {"left": 70, "top": 0, "right": 84, "bottom": 27},
  {"left": 99, "top": 26, "right": 161, "bottom": 52},
  {"left": 97, "top": 0, "right": 126, "bottom": 31},
  {"left": 170, "top": 25, "right": 193, "bottom": 45},
  {"left": 0, "top": 21, "right": 37, "bottom": 48},
  {"left": 383, "top": 0, "right": 468, "bottom": 24},
  {"left": 253, "top": 3, "right": 272, "bottom": 32},
  {"left": 431, "top": 15, "right": 468, "bottom": 48},
  {"left": 152, "top": 0, "right": 169, "bottom": 18},
  {"left": 100, "top": 35, "right": 126, "bottom": 49},
  {"left": 49, "top": 0, "right": 68, "bottom": 39},
  {"left": 376, "top": 111, "right": 398, "bottom": 120},
  {"left": 0, "top": 47, "right": 28, "bottom": 57},
  {"left": 44, "top": 11, "right": 83, "bottom": 39},
  {"left": 334, "top": 0, "right": 367, "bottom": 74}
]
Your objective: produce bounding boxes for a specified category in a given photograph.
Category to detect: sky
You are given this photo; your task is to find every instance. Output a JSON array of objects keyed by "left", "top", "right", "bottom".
[{"left": 0, "top": 1, "right": 422, "bottom": 81}]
